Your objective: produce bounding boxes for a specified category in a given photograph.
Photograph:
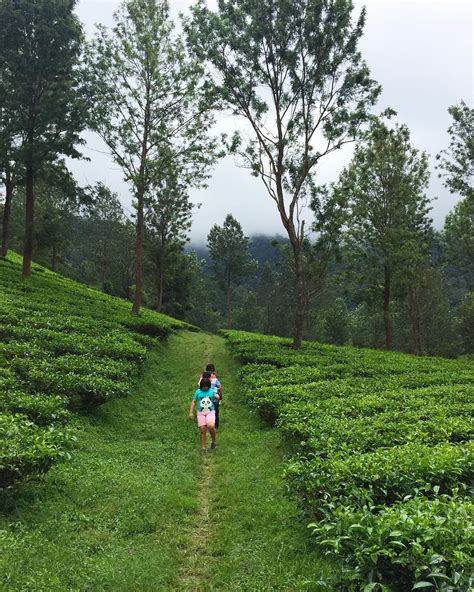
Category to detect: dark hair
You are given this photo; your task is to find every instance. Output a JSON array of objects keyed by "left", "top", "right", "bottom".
[
  {"left": 206, "top": 364, "right": 215, "bottom": 373},
  {"left": 199, "top": 378, "right": 211, "bottom": 390},
  {"left": 202, "top": 371, "right": 211, "bottom": 379}
]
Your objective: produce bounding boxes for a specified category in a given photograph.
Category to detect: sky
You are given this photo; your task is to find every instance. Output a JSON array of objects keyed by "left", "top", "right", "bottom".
[{"left": 71, "top": 0, "right": 473, "bottom": 244}]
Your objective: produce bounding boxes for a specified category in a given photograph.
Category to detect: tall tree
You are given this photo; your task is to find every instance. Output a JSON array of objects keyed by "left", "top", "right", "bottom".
[
  {"left": 341, "top": 118, "right": 432, "bottom": 350},
  {"left": 207, "top": 214, "right": 257, "bottom": 329},
  {"left": 86, "top": 0, "right": 218, "bottom": 315},
  {"left": 436, "top": 101, "right": 473, "bottom": 200},
  {"left": 82, "top": 183, "right": 127, "bottom": 291},
  {"left": 186, "top": 0, "right": 380, "bottom": 348},
  {"left": 146, "top": 158, "right": 196, "bottom": 313},
  {"left": 0, "top": 0, "right": 87, "bottom": 275}
]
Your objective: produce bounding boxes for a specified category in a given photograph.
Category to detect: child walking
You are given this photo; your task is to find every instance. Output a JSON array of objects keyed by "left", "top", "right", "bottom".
[
  {"left": 189, "top": 377, "right": 220, "bottom": 452},
  {"left": 198, "top": 364, "right": 223, "bottom": 430}
]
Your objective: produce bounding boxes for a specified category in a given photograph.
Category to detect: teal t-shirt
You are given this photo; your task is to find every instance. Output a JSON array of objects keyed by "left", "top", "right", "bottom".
[{"left": 193, "top": 388, "right": 216, "bottom": 412}]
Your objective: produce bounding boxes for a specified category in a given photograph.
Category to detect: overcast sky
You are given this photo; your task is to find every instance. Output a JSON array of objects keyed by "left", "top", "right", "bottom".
[{"left": 71, "top": 0, "right": 473, "bottom": 244}]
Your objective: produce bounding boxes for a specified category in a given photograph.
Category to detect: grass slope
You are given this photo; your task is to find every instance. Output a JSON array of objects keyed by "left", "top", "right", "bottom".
[
  {"left": 0, "top": 252, "right": 189, "bottom": 486},
  {"left": 201, "top": 334, "right": 332, "bottom": 591},
  {"left": 1, "top": 332, "right": 331, "bottom": 590}
]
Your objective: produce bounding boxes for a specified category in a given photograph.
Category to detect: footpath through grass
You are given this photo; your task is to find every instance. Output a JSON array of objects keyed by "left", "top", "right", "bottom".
[
  {"left": 200, "top": 334, "right": 332, "bottom": 591},
  {"left": 1, "top": 332, "right": 329, "bottom": 590}
]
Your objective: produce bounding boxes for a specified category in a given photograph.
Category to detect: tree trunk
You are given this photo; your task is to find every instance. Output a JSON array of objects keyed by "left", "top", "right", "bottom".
[
  {"left": 132, "top": 192, "right": 144, "bottom": 315},
  {"left": 1, "top": 174, "right": 13, "bottom": 257},
  {"left": 22, "top": 162, "right": 35, "bottom": 277},
  {"left": 383, "top": 265, "right": 392, "bottom": 351},
  {"left": 51, "top": 241, "right": 57, "bottom": 272},
  {"left": 292, "top": 256, "right": 306, "bottom": 350},
  {"left": 226, "top": 284, "right": 232, "bottom": 329},
  {"left": 156, "top": 246, "right": 166, "bottom": 313},
  {"left": 408, "top": 285, "right": 422, "bottom": 355}
]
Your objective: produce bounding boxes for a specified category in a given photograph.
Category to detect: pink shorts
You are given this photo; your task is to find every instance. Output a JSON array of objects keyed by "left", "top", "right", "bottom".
[{"left": 197, "top": 410, "right": 215, "bottom": 428}]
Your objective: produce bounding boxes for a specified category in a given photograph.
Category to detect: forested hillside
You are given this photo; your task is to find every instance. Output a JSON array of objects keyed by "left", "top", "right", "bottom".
[
  {"left": 0, "top": 252, "right": 189, "bottom": 488},
  {"left": 0, "top": 0, "right": 471, "bottom": 358}
]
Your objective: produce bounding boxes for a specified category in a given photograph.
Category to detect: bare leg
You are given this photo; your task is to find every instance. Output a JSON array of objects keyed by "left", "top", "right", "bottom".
[
  {"left": 199, "top": 426, "right": 207, "bottom": 450},
  {"left": 208, "top": 425, "right": 216, "bottom": 444}
]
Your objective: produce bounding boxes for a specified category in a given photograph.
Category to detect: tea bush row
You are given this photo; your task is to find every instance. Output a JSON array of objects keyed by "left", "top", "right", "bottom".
[
  {"left": 223, "top": 330, "right": 474, "bottom": 590},
  {"left": 0, "top": 253, "right": 190, "bottom": 487}
]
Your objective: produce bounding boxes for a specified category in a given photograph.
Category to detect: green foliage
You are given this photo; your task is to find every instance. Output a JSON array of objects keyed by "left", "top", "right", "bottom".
[
  {"left": 287, "top": 442, "right": 473, "bottom": 509},
  {"left": 0, "top": 413, "right": 69, "bottom": 489},
  {"left": 224, "top": 330, "right": 474, "bottom": 589},
  {"left": 436, "top": 101, "right": 474, "bottom": 200},
  {"left": 207, "top": 214, "right": 257, "bottom": 328},
  {"left": 443, "top": 196, "right": 474, "bottom": 288},
  {"left": 0, "top": 0, "right": 87, "bottom": 168},
  {"left": 0, "top": 0, "right": 88, "bottom": 273},
  {"left": 310, "top": 496, "right": 473, "bottom": 591},
  {"left": 0, "top": 252, "right": 189, "bottom": 487},
  {"left": 85, "top": 0, "right": 217, "bottom": 193}
]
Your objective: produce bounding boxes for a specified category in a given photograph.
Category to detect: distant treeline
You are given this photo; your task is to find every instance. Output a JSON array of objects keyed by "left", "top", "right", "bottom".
[
  {"left": 1, "top": 0, "right": 472, "bottom": 356},
  {"left": 1, "top": 191, "right": 472, "bottom": 358}
]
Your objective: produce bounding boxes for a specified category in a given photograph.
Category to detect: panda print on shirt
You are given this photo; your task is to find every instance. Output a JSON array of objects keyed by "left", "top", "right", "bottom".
[
  {"left": 200, "top": 396, "right": 213, "bottom": 415},
  {"left": 193, "top": 388, "right": 216, "bottom": 415}
]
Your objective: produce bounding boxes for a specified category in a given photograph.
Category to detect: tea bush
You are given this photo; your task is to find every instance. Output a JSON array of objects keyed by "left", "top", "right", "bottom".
[
  {"left": 223, "top": 330, "right": 474, "bottom": 590},
  {"left": 0, "top": 252, "right": 191, "bottom": 487}
]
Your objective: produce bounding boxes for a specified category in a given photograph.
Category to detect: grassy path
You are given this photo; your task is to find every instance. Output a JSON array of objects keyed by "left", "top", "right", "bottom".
[
  {"left": 1, "top": 332, "right": 330, "bottom": 590},
  {"left": 198, "top": 334, "right": 331, "bottom": 591}
]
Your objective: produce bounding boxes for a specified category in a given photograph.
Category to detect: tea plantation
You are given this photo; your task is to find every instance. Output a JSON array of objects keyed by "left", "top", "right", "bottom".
[
  {"left": 223, "top": 330, "right": 474, "bottom": 591},
  {"left": 0, "top": 252, "right": 189, "bottom": 489}
]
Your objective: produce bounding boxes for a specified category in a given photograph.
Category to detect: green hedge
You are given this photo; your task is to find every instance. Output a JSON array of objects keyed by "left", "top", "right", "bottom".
[
  {"left": 0, "top": 253, "right": 191, "bottom": 488},
  {"left": 309, "top": 496, "right": 473, "bottom": 591},
  {"left": 223, "top": 330, "right": 474, "bottom": 590}
]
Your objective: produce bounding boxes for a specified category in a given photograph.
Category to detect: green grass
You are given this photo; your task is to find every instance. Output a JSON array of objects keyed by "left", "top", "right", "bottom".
[
  {"left": 1, "top": 333, "right": 202, "bottom": 590},
  {"left": 0, "top": 251, "right": 191, "bottom": 487},
  {"left": 196, "top": 335, "right": 333, "bottom": 591},
  {"left": 1, "top": 332, "right": 331, "bottom": 590}
]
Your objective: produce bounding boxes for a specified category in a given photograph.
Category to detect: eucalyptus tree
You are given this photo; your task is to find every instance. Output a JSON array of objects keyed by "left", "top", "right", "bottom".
[
  {"left": 0, "top": 110, "right": 20, "bottom": 257},
  {"left": 186, "top": 0, "right": 380, "bottom": 348},
  {"left": 340, "top": 118, "right": 432, "bottom": 351},
  {"left": 0, "top": 0, "right": 87, "bottom": 275},
  {"left": 207, "top": 215, "right": 257, "bottom": 329},
  {"left": 146, "top": 161, "right": 195, "bottom": 313},
  {"left": 86, "top": 0, "right": 218, "bottom": 315},
  {"left": 437, "top": 102, "right": 473, "bottom": 286}
]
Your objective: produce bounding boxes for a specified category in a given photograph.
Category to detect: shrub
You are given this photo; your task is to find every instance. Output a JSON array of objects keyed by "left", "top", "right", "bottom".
[
  {"left": 310, "top": 496, "right": 474, "bottom": 591},
  {"left": 0, "top": 413, "right": 69, "bottom": 489},
  {"left": 0, "top": 252, "right": 190, "bottom": 487},
  {"left": 223, "top": 330, "right": 474, "bottom": 589}
]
